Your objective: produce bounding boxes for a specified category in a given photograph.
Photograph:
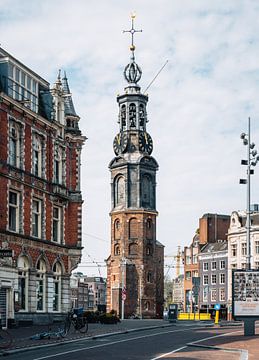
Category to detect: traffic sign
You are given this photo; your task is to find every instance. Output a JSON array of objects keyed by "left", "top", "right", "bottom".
[
  {"left": 214, "top": 303, "right": 221, "bottom": 310},
  {"left": 122, "top": 287, "right": 127, "bottom": 301}
]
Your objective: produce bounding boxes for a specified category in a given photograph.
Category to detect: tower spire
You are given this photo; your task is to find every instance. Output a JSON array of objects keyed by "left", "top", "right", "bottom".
[
  {"left": 123, "top": 14, "right": 142, "bottom": 85},
  {"left": 123, "top": 13, "right": 142, "bottom": 62}
]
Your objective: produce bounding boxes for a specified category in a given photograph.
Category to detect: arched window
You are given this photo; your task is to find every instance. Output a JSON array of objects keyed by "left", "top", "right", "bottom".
[
  {"left": 129, "top": 243, "right": 138, "bottom": 255},
  {"left": 115, "top": 176, "right": 125, "bottom": 206},
  {"left": 114, "top": 219, "right": 121, "bottom": 240},
  {"left": 17, "top": 256, "right": 29, "bottom": 311},
  {"left": 145, "top": 301, "right": 151, "bottom": 311},
  {"left": 146, "top": 246, "right": 152, "bottom": 256},
  {"left": 114, "top": 244, "right": 120, "bottom": 256},
  {"left": 142, "top": 175, "right": 152, "bottom": 207},
  {"left": 129, "top": 218, "right": 138, "bottom": 239},
  {"left": 147, "top": 271, "right": 152, "bottom": 283},
  {"left": 129, "top": 103, "right": 136, "bottom": 128},
  {"left": 121, "top": 105, "right": 126, "bottom": 129},
  {"left": 139, "top": 104, "right": 145, "bottom": 129},
  {"left": 32, "top": 136, "right": 42, "bottom": 177},
  {"left": 146, "top": 219, "right": 153, "bottom": 240},
  {"left": 9, "top": 124, "right": 20, "bottom": 167},
  {"left": 53, "top": 262, "right": 62, "bottom": 311},
  {"left": 36, "top": 259, "right": 46, "bottom": 311}
]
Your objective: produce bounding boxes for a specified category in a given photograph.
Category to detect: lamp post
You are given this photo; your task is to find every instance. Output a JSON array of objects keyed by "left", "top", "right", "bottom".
[
  {"left": 240, "top": 117, "right": 259, "bottom": 270},
  {"left": 121, "top": 253, "right": 127, "bottom": 320}
]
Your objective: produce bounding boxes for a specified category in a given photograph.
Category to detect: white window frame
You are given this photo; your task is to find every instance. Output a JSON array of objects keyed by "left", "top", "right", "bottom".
[
  {"left": 211, "top": 274, "right": 217, "bottom": 285},
  {"left": 32, "top": 198, "right": 42, "bottom": 238},
  {"left": 220, "top": 260, "right": 226, "bottom": 270},
  {"left": 220, "top": 288, "right": 225, "bottom": 301},
  {"left": 211, "top": 289, "right": 217, "bottom": 302},
  {"left": 17, "top": 256, "right": 29, "bottom": 312},
  {"left": 52, "top": 206, "right": 62, "bottom": 243},
  {"left": 241, "top": 243, "right": 247, "bottom": 256},
  {"left": 203, "top": 274, "right": 209, "bottom": 285},
  {"left": 36, "top": 260, "right": 46, "bottom": 312},
  {"left": 32, "top": 135, "right": 43, "bottom": 177},
  {"left": 220, "top": 273, "right": 225, "bottom": 284},
  {"left": 52, "top": 263, "right": 62, "bottom": 312},
  {"left": 203, "top": 262, "right": 208, "bottom": 271},
  {"left": 211, "top": 261, "right": 217, "bottom": 271},
  {"left": 8, "top": 190, "right": 20, "bottom": 232},
  {"left": 9, "top": 123, "right": 21, "bottom": 167},
  {"left": 231, "top": 244, "right": 237, "bottom": 257}
]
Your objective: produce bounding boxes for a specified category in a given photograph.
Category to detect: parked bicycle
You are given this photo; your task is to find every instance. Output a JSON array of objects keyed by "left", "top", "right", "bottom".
[
  {"left": 0, "top": 328, "right": 13, "bottom": 349},
  {"left": 63, "top": 308, "right": 88, "bottom": 335}
]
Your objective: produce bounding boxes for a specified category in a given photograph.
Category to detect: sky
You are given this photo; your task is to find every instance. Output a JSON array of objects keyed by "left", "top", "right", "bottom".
[{"left": 1, "top": 0, "right": 259, "bottom": 278}]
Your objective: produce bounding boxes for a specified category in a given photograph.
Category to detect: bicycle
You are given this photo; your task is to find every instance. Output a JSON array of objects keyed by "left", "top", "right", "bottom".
[
  {"left": 0, "top": 328, "right": 13, "bottom": 349},
  {"left": 30, "top": 323, "right": 67, "bottom": 340},
  {"left": 63, "top": 308, "right": 88, "bottom": 335}
]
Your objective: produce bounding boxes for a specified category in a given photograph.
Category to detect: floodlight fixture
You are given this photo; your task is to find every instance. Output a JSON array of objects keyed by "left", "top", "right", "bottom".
[
  {"left": 252, "top": 150, "right": 257, "bottom": 157},
  {"left": 250, "top": 142, "right": 255, "bottom": 149},
  {"left": 243, "top": 139, "right": 248, "bottom": 145},
  {"left": 240, "top": 132, "right": 246, "bottom": 139}
]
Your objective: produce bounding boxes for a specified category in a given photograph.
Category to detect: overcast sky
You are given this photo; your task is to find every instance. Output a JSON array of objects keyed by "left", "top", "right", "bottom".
[{"left": 1, "top": 0, "right": 259, "bottom": 278}]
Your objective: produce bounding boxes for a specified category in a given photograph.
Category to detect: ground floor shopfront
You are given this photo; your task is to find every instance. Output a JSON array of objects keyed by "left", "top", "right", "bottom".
[{"left": 0, "top": 235, "right": 81, "bottom": 328}]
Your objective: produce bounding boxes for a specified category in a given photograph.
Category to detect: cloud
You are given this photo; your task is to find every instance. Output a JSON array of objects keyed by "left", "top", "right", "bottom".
[{"left": 1, "top": 0, "right": 259, "bottom": 277}]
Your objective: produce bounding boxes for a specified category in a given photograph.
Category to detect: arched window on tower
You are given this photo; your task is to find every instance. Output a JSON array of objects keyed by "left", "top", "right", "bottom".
[
  {"left": 114, "top": 219, "right": 121, "bottom": 240},
  {"left": 129, "top": 103, "right": 136, "bottom": 128},
  {"left": 146, "top": 219, "right": 153, "bottom": 240},
  {"left": 114, "top": 244, "right": 120, "bottom": 256},
  {"left": 129, "top": 218, "right": 138, "bottom": 239},
  {"left": 121, "top": 105, "right": 126, "bottom": 130},
  {"left": 146, "top": 246, "right": 152, "bottom": 256},
  {"left": 139, "top": 104, "right": 145, "bottom": 129},
  {"left": 129, "top": 242, "right": 138, "bottom": 255},
  {"left": 142, "top": 175, "right": 152, "bottom": 208},
  {"left": 147, "top": 271, "right": 152, "bottom": 283},
  {"left": 115, "top": 176, "right": 125, "bottom": 207},
  {"left": 145, "top": 301, "right": 151, "bottom": 311}
]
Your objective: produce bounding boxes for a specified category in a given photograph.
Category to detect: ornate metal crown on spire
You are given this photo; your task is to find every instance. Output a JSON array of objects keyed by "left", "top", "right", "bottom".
[{"left": 123, "top": 13, "right": 142, "bottom": 84}]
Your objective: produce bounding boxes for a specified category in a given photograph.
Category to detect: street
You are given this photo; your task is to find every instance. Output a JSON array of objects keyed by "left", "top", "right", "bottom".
[{"left": 6, "top": 323, "right": 246, "bottom": 360}]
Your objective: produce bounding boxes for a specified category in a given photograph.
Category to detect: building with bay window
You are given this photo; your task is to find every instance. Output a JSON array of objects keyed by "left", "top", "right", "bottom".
[{"left": 0, "top": 47, "right": 86, "bottom": 327}]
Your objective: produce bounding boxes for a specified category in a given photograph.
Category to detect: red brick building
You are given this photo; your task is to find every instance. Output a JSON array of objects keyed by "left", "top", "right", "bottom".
[
  {"left": 0, "top": 47, "right": 86, "bottom": 327},
  {"left": 106, "top": 19, "right": 164, "bottom": 319}
]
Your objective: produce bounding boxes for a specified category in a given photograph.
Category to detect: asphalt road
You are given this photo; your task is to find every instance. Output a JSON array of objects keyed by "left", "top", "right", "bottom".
[{"left": 8, "top": 324, "right": 242, "bottom": 360}]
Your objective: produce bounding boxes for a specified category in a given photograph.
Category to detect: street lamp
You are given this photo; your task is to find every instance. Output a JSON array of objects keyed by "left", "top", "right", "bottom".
[{"left": 239, "top": 117, "right": 259, "bottom": 270}]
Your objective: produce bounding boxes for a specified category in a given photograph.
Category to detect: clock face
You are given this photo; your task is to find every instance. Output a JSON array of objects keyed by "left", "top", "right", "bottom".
[
  {"left": 139, "top": 131, "right": 153, "bottom": 155},
  {"left": 113, "top": 132, "right": 128, "bottom": 155}
]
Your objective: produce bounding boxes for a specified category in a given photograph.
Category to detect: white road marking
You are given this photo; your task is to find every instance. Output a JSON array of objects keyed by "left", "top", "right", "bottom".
[
  {"left": 149, "top": 346, "right": 187, "bottom": 359},
  {"left": 31, "top": 326, "right": 209, "bottom": 360},
  {"left": 149, "top": 329, "right": 243, "bottom": 360}
]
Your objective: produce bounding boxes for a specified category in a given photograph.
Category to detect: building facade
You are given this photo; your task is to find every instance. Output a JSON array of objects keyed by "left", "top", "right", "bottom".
[
  {"left": 183, "top": 213, "right": 230, "bottom": 312},
  {"left": 227, "top": 210, "right": 259, "bottom": 318},
  {"left": 0, "top": 47, "right": 86, "bottom": 327},
  {"left": 199, "top": 241, "right": 228, "bottom": 318},
  {"left": 106, "top": 18, "right": 164, "bottom": 319}
]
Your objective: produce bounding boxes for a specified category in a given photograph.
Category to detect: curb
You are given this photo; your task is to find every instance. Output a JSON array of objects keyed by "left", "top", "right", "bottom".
[
  {"left": 0, "top": 323, "right": 175, "bottom": 356},
  {"left": 187, "top": 342, "right": 248, "bottom": 360}
]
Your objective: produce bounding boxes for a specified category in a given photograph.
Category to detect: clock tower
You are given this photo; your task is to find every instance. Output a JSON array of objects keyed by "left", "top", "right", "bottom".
[{"left": 106, "top": 16, "right": 164, "bottom": 319}]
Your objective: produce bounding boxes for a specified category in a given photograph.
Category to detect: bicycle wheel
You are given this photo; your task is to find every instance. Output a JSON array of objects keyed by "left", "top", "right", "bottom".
[
  {"left": 0, "top": 329, "right": 13, "bottom": 349},
  {"left": 79, "top": 318, "right": 88, "bottom": 334}
]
